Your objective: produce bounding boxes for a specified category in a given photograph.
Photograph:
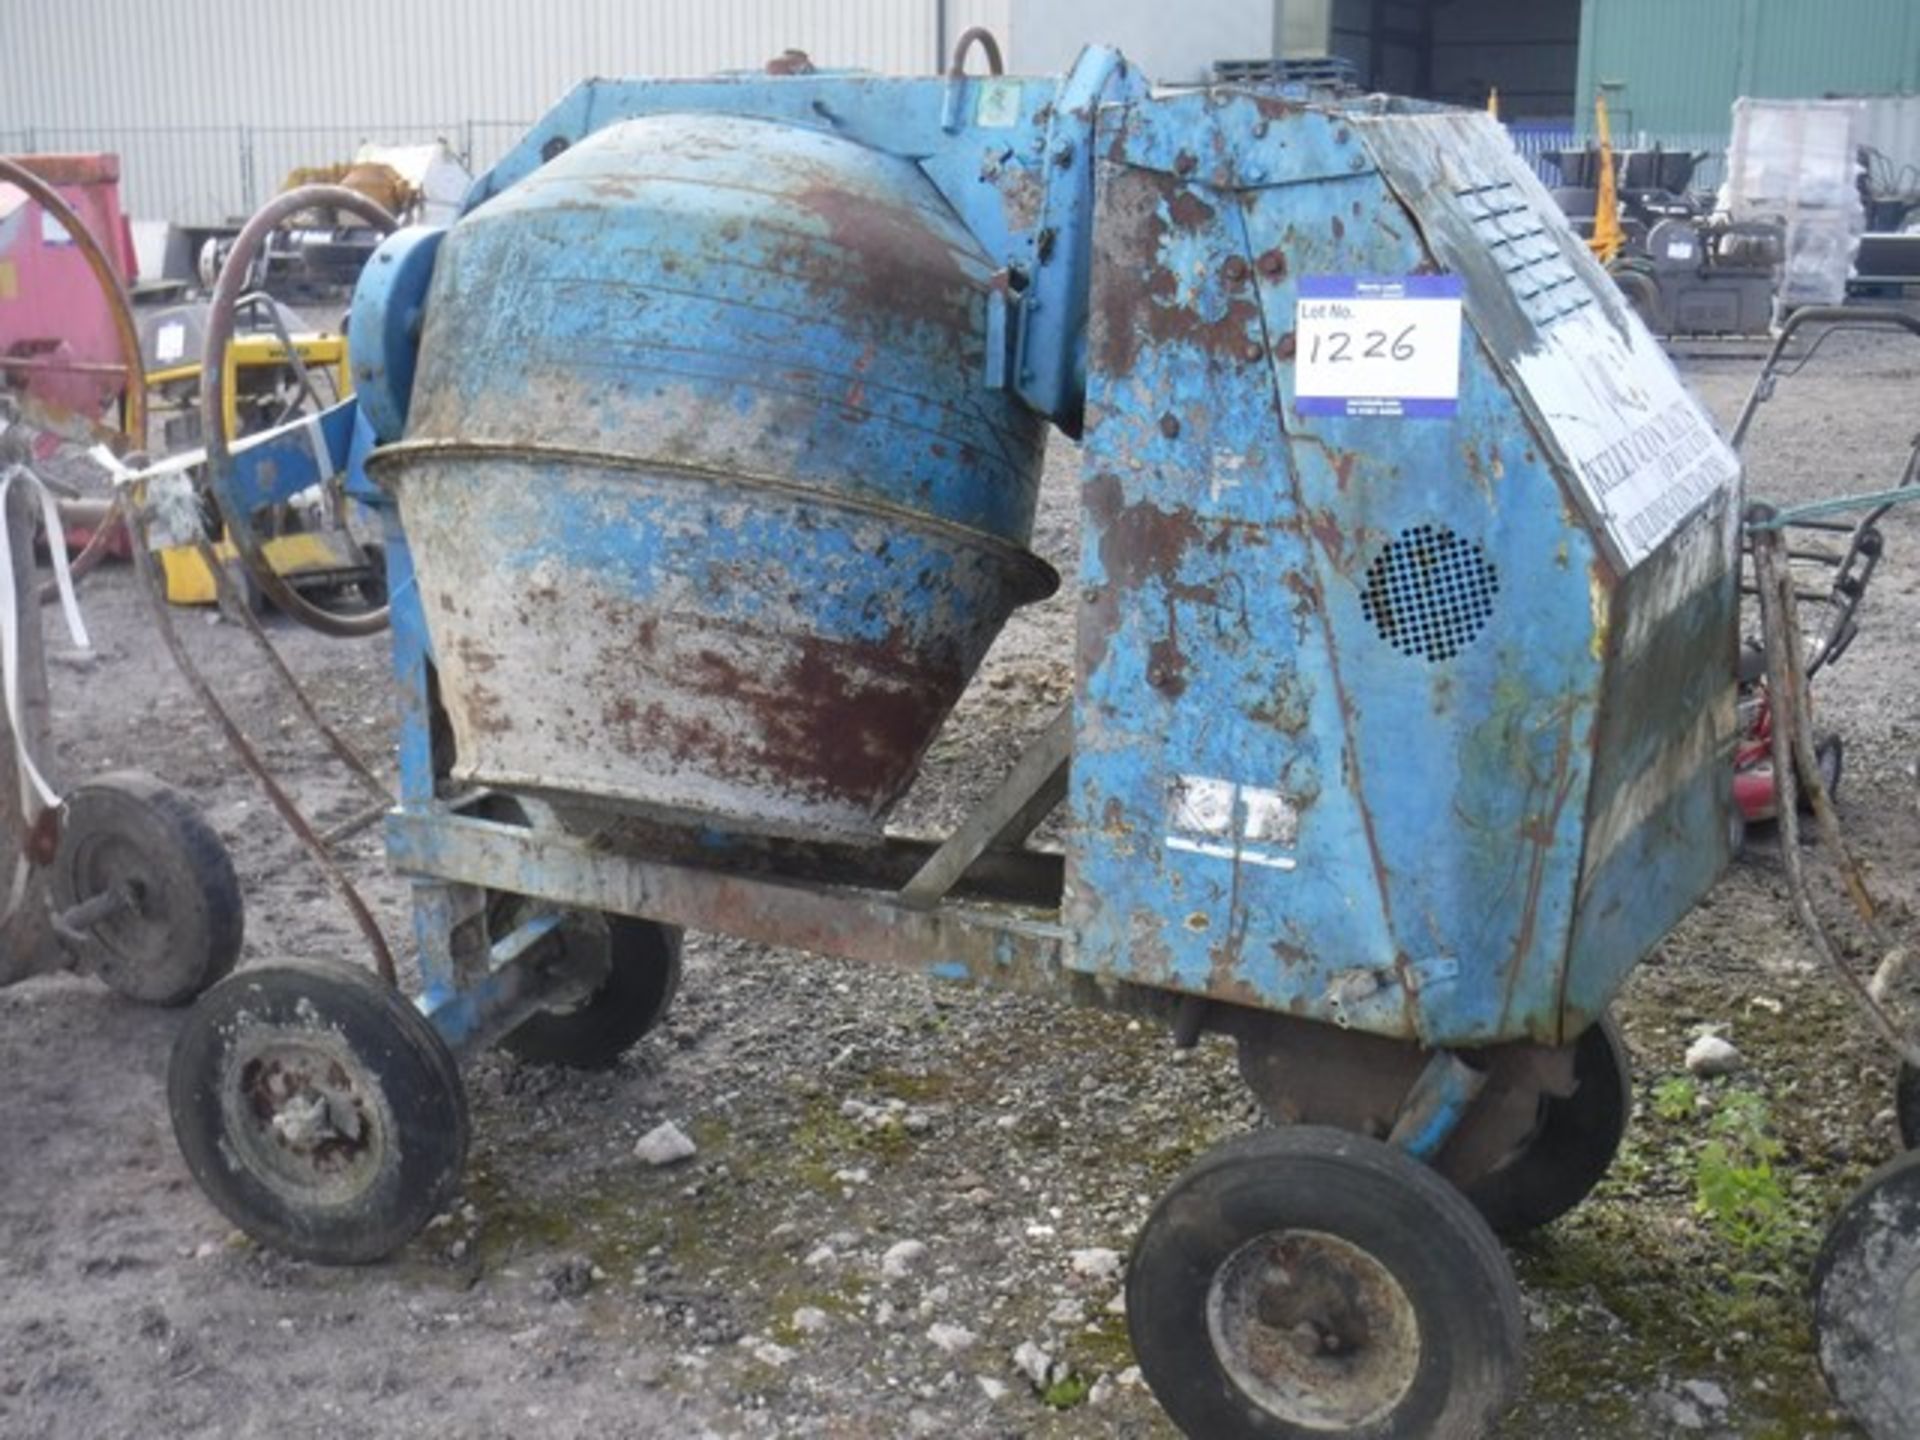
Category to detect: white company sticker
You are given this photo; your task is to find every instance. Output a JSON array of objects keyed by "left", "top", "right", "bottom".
[
  {"left": 1511, "top": 303, "right": 1741, "bottom": 567},
  {"left": 1295, "top": 274, "right": 1464, "bottom": 419},
  {"left": 1166, "top": 774, "right": 1298, "bottom": 872}
]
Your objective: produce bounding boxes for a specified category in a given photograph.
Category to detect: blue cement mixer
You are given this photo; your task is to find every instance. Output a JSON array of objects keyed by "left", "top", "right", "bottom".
[{"left": 164, "top": 39, "right": 1742, "bottom": 1439}]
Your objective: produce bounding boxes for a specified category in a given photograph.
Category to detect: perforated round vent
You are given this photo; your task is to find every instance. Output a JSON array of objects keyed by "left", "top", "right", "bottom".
[{"left": 1359, "top": 525, "right": 1500, "bottom": 663}]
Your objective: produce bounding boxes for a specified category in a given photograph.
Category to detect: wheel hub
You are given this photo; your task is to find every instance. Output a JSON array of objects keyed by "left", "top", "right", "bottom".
[
  {"left": 69, "top": 831, "right": 168, "bottom": 966},
  {"left": 1206, "top": 1228, "right": 1421, "bottom": 1429},
  {"left": 225, "top": 1033, "right": 384, "bottom": 1203}
]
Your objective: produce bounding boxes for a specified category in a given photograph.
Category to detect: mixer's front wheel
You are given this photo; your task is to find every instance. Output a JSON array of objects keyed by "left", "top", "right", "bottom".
[
  {"left": 498, "top": 908, "right": 683, "bottom": 1069},
  {"left": 168, "top": 958, "right": 468, "bottom": 1264},
  {"left": 1464, "top": 1014, "right": 1631, "bottom": 1235},
  {"left": 1127, "top": 1127, "right": 1523, "bottom": 1440},
  {"left": 1811, "top": 1149, "right": 1920, "bottom": 1439}
]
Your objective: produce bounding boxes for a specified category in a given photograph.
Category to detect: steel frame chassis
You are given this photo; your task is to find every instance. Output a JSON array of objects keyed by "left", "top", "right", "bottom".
[{"left": 375, "top": 511, "right": 1486, "bottom": 1160}]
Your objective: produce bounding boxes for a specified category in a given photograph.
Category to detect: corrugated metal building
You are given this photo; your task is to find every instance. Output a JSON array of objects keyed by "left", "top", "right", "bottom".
[
  {"left": 7, "top": 0, "right": 1917, "bottom": 223},
  {"left": 0, "top": 0, "right": 1009, "bottom": 222},
  {"left": 1575, "top": 0, "right": 1920, "bottom": 139}
]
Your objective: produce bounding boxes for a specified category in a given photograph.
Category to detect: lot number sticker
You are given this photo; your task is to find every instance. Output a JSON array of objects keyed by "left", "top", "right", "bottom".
[{"left": 1295, "top": 275, "right": 1464, "bottom": 418}]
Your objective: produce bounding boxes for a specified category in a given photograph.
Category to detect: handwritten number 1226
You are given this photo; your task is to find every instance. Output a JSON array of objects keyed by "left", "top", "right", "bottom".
[{"left": 1309, "top": 325, "right": 1418, "bottom": 364}]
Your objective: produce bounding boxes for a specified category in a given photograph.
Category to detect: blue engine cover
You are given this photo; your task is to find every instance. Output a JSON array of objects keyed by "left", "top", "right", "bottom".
[{"left": 1064, "top": 92, "right": 1740, "bottom": 1047}]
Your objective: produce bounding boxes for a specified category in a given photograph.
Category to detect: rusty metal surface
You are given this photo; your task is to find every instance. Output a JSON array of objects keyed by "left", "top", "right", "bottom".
[
  {"left": 0, "top": 154, "right": 121, "bottom": 187},
  {"left": 410, "top": 113, "right": 1047, "bottom": 543},
  {"left": 1205, "top": 1227, "right": 1421, "bottom": 1430},
  {"left": 386, "top": 807, "right": 1079, "bottom": 1000},
  {"left": 899, "top": 704, "right": 1071, "bottom": 908},
  {"left": 381, "top": 443, "right": 1051, "bottom": 841}
]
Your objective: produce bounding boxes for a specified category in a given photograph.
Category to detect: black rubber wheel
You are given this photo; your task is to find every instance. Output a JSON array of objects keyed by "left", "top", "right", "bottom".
[
  {"left": 168, "top": 958, "right": 468, "bottom": 1264},
  {"left": 498, "top": 909, "right": 683, "bottom": 1069},
  {"left": 50, "top": 770, "right": 243, "bottom": 1005},
  {"left": 1610, "top": 264, "right": 1667, "bottom": 335},
  {"left": 1811, "top": 1148, "right": 1920, "bottom": 1439},
  {"left": 1895, "top": 1061, "right": 1920, "bottom": 1150},
  {"left": 1464, "top": 1014, "right": 1633, "bottom": 1235},
  {"left": 1127, "top": 1126, "right": 1524, "bottom": 1440}
]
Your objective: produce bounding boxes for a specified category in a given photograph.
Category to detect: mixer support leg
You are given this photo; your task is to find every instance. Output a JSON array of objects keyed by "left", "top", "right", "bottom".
[
  {"left": 899, "top": 704, "right": 1072, "bottom": 909},
  {"left": 1386, "top": 1049, "right": 1488, "bottom": 1160}
]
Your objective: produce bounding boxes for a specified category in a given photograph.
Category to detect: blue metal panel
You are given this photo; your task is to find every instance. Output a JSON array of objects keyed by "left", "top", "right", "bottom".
[
  {"left": 1062, "top": 89, "right": 1733, "bottom": 1049},
  {"left": 1010, "top": 47, "right": 1149, "bottom": 434},
  {"left": 1242, "top": 142, "right": 1607, "bottom": 1046},
  {"left": 1064, "top": 113, "right": 1400, "bottom": 1029},
  {"left": 205, "top": 398, "right": 360, "bottom": 520},
  {"left": 1564, "top": 521, "right": 1738, "bottom": 1026},
  {"left": 347, "top": 225, "right": 444, "bottom": 443},
  {"left": 458, "top": 49, "right": 1143, "bottom": 433}
]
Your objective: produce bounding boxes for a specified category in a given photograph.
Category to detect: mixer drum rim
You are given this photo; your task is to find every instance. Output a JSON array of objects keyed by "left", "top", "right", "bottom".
[{"left": 365, "top": 438, "right": 1061, "bottom": 608}]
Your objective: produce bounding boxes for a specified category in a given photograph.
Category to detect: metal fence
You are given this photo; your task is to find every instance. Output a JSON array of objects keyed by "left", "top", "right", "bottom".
[
  {"left": 1505, "top": 121, "right": 1731, "bottom": 197},
  {"left": 1505, "top": 124, "right": 1578, "bottom": 184}
]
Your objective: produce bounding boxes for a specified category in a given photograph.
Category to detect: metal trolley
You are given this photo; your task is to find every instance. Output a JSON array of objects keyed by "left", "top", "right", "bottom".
[
  {"left": 161, "top": 42, "right": 1746, "bottom": 1440},
  {"left": 0, "top": 156, "right": 242, "bottom": 1010}
]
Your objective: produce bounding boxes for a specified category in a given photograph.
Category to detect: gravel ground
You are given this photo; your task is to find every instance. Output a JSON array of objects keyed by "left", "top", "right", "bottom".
[{"left": 3, "top": 319, "right": 1919, "bottom": 1439}]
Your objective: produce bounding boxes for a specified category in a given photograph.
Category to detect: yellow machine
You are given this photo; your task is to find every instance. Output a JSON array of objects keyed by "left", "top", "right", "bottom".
[
  {"left": 1588, "top": 93, "right": 1624, "bottom": 265},
  {"left": 144, "top": 329, "right": 365, "bottom": 606}
]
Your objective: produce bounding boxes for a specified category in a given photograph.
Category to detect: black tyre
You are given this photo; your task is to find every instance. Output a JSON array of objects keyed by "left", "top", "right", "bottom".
[
  {"left": 1127, "top": 1126, "right": 1524, "bottom": 1440},
  {"left": 1464, "top": 1015, "right": 1632, "bottom": 1235},
  {"left": 1611, "top": 265, "right": 1667, "bottom": 335},
  {"left": 1895, "top": 1061, "right": 1920, "bottom": 1150},
  {"left": 51, "top": 770, "right": 243, "bottom": 1005},
  {"left": 168, "top": 958, "right": 468, "bottom": 1264},
  {"left": 498, "top": 909, "right": 683, "bottom": 1069},
  {"left": 1811, "top": 1149, "right": 1920, "bottom": 1439}
]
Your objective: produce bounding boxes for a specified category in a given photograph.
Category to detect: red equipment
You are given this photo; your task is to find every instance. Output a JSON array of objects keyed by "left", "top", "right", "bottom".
[
  {"left": 1728, "top": 307, "right": 1920, "bottom": 835},
  {"left": 0, "top": 153, "right": 138, "bottom": 447}
]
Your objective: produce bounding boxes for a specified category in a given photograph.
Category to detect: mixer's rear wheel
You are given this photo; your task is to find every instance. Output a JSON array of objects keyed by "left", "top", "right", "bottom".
[
  {"left": 169, "top": 958, "right": 468, "bottom": 1264},
  {"left": 497, "top": 906, "right": 683, "bottom": 1069},
  {"left": 1127, "top": 1127, "right": 1523, "bottom": 1440},
  {"left": 1463, "top": 1014, "right": 1631, "bottom": 1235},
  {"left": 1811, "top": 1149, "right": 1920, "bottom": 1439}
]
